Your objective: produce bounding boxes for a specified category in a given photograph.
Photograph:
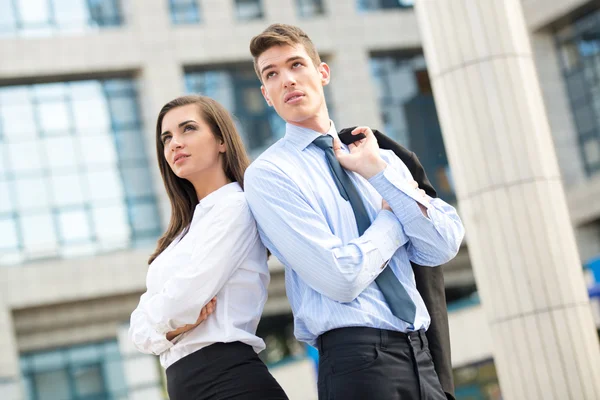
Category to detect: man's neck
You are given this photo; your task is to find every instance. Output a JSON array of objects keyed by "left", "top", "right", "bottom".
[{"left": 288, "top": 114, "right": 331, "bottom": 134}]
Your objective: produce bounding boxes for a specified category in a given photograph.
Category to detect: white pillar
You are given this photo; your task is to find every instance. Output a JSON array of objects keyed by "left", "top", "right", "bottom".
[
  {"left": 0, "top": 298, "right": 22, "bottom": 400},
  {"left": 414, "top": 1, "right": 600, "bottom": 399}
]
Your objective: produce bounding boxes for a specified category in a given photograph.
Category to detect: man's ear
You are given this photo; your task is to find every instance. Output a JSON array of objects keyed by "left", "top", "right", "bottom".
[
  {"left": 261, "top": 85, "right": 273, "bottom": 107},
  {"left": 319, "top": 62, "right": 331, "bottom": 86}
]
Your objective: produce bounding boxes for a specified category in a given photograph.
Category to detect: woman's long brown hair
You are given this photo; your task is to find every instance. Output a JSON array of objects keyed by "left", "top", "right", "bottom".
[{"left": 148, "top": 95, "right": 250, "bottom": 264}]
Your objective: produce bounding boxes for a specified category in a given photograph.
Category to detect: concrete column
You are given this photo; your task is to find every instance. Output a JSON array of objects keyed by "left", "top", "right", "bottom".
[
  {"left": 414, "top": 1, "right": 600, "bottom": 399},
  {"left": 0, "top": 297, "right": 22, "bottom": 400}
]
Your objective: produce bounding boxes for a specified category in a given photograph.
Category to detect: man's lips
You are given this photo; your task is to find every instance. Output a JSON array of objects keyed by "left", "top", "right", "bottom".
[{"left": 284, "top": 91, "right": 305, "bottom": 103}]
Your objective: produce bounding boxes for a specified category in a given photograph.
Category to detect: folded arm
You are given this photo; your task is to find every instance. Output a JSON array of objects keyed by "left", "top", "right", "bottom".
[
  {"left": 368, "top": 154, "right": 465, "bottom": 266},
  {"left": 245, "top": 162, "right": 408, "bottom": 303}
]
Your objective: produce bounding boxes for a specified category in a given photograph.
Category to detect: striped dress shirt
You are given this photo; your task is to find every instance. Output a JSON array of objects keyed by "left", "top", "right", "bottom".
[{"left": 244, "top": 122, "right": 464, "bottom": 346}]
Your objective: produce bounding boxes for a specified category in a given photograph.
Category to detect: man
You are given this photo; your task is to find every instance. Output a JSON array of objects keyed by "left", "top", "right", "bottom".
[{"left": 244, "top": 24, "right": 464, "bottom": 399}]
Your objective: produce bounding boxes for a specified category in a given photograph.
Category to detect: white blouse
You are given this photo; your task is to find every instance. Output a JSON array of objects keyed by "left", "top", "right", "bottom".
[{"left": 128, "top": 182, "right": 269, "bottom": 368}]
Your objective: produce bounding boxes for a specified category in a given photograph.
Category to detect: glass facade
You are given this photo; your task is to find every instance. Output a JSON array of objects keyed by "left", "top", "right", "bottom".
[
  {"left": 0, "top": 0, "right": 122, "bottom": 37},
  {"left": 169, "top": 0, "right": 201, "bottom": 24},
  {"left": 556, "top": 9, "right": 600, "bottom": 178},
  {"left": 185, "top": 65, "right": 285, "bottom": 159},
  {"left": 453, "top": 359, "right": 502, "bottom": 400},
  {"left": 0, "top": 78, "right": 160, "bottom": 266},
  {"left": 297, "top": 0, "right": 325, "bottom": 18},
  {"left": 370, "top": 52, "right": 455, "bottom": 202},
  {"left": 21, "top": 340, "right": 128, "bottom": 400},
  {"left": 357, "top": 0, "right": 413, "bottom": 11},
  {"left": 234, "top": 0, "right": 263, "bottom": 21}
]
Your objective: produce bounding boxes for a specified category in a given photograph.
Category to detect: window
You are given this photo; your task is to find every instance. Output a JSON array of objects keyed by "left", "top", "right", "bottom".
[
  {"left": 0, "top": 79, "right": 160, "bottom": 266},
  {"left": 21, "top": 341, "right": 128, "bottom": 400},
  {"left": 0, "top": 0, "right": 122, "bottom": 37},
  {"left": 556, "top": 9, "right": 600, "bottom": 177},
  {"left": 297, "top": 0, "right": 325, "bottom": 18},
  {"left": 169, "top": 0, "right": 201, "bottom": 24},
  {"left": 370, "top": 52, "right": 455, "bottom": 202},
  {"left": 357, "top": 0, "right": 414, "bottom": 11},
  {"left": 235, "top": 0, "right": 263, "bottom": 21},
  {"left": 185, "top": 66, "right": 284, "bottom": 158}
]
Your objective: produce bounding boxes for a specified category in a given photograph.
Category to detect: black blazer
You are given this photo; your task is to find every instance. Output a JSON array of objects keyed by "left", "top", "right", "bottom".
[{"left": 339, "top": 127, "right": 455, "bottom": 400}]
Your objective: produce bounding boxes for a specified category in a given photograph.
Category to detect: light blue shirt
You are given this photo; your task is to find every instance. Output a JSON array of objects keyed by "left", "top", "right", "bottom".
[{"left": 245, "top": 122, "right": 465, "bottom": 345}]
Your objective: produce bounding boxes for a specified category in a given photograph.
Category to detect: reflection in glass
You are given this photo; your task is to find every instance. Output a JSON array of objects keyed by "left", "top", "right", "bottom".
[
  {"left": 169, "top": 0, "right": 201, "bottom": 24},
  {"left": 7, "top": 142, "right": 44, "bottom": 172},
  {"left": 0, "top": 78, "right": 160, "bottom": 266},
  {"left": 297, "top": 0, "right": 325, "bottom": 17},
  {"left": 1, "top": 0, "right": 123, "bottom": 36},
  {"left": 0, "top": 218, "right": 19, "bottom": 249},
  {"left": 86, "top": 169, "right": 124, "bottom": 201},
  {"left": 34, "top": 370, "right": 70, "bottom": 400},
  {"left": 21, "top": 341, "right": 128, "bottom": 400},
  {"left": 370, "top": 53, "right": 455, "bottom": 202},
  {"left": 556, "top": 9, "right": 600, "bottom": 177},
  {"left": 357, "top": 0, "right": 413, "bottom": 11},
  {"left": 51, "top": 174, "right": 86, "bottom": 207},
  {"left": 79, "top": 134, "right": 118, "bottom": 166},
  {"left": 0, "top": 180, "right": 13, "bottom": 213},
  {"left": 235, "top": 0, "right": 263, "bottom": 20},
  {"left": 92, "top": 204, "right": 130, "bottom": 244},
  {"left": 44, "top": 136, "right": 79, "bottom": 170},
  {"left": 58, "top": 209, "right": 91, "bottom": 242},
  {"left": 38, "top": 101, "right": 71, "bottom": 134},
  {"left": 15, "top": 177, "right": 50, "bottom": 212},
  {"left": 20, "top": 213, "right": 58, "bottom": 256}
]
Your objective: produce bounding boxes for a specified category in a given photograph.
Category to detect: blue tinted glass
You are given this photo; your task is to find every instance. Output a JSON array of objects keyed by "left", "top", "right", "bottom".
[
  {"left": 3, "top": 0, "right": 122, "bottom": 36},
  {"left": 235, "top": 0, "right": 263, "bottom": 20},
  {"left": 556, "top": 9, "right": 600, "bottom": 177},
  {"left": 0, "top": 78, "right": 159, "bottom": 266},
  {"left": 170, "top": 0, "right": 201, "bottom": 24},
  {"left": 21, "top": 341, "right": 128, "bottom": 400},
  {"left": 370, "top": 53, "right": 455, "bottom": 201}
]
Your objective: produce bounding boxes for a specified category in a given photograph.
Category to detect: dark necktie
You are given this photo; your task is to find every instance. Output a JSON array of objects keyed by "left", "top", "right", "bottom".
[{"left": 313, "top": 134, "right": 417, "bottom": 324}]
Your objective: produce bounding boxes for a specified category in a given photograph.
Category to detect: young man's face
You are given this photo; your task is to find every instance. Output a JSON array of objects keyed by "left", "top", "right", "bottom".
[{"left": 257, "top": 44, "right": 330, "bottom": 128}]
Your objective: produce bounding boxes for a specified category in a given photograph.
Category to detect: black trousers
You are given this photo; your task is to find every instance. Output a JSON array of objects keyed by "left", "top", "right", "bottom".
[
  {"left": 166, "top": 342, "right": 288, "bottom": 400},
  {"left": 317, "top": 327, "right": 447, "bottom": 400}
]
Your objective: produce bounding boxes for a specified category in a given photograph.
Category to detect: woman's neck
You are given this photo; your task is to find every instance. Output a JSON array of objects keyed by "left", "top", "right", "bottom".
[{"left": 190, "top": 165, "right": 231, "bottom": 201}]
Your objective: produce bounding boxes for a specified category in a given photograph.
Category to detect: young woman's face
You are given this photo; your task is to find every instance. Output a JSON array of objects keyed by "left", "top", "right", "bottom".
[{"left": 160, "top": 104, "right": 226, "bottom": 181}]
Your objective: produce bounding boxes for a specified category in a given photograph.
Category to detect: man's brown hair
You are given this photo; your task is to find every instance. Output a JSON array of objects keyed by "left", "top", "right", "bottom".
[{"left": 249, "top": 23, "right": 322, "bottom": 82}]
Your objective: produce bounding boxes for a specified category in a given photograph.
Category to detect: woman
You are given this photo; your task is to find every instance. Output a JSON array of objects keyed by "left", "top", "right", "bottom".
[{"left": 128, "top": 95, "right": 288, "bottom": 400}]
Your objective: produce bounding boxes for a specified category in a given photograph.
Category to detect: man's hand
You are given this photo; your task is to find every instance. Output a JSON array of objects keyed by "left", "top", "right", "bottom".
[
  {"left": 166, "top": 297, "right": 217, "bottom": 341},
  {"left": 382, "top": 199, "right": 392, "bottom": 212},
  {"left": 333, "top": 126, "right": 387, "bottom": 179}
]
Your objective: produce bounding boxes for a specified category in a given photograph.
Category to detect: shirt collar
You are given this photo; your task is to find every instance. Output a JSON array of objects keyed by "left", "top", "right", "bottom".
[
  {"left": 197, "top": 182, "right": 242, "bottom": 210},
  {"left": 284, "top": 121, "right": 338, "bottom": 151}
]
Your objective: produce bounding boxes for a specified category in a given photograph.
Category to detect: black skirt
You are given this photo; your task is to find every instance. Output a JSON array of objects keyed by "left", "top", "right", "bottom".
[{"left": 166, "top": 342, "right": 289, "bottom": 400}]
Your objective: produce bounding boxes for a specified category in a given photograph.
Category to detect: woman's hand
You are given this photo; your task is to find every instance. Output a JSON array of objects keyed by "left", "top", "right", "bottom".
[{"left": 166, "top": 297, "right": 217, "bottom": 341}]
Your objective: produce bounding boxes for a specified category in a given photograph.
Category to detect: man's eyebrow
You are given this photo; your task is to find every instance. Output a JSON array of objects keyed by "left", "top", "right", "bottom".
[{"left": 260, "top": 56, "right": 306, "bottom": 76}]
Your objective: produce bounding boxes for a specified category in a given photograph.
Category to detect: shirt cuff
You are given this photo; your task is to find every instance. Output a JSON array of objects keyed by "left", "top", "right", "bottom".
[
  {"left": 361, "top": 209, "right": 408, "bottom": 263},
  {"left": 368, "top": 166, "right": 429, "bottom": 223},
  {"left": 149, "top": 328, "right": 175, "bottom": 355}
]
